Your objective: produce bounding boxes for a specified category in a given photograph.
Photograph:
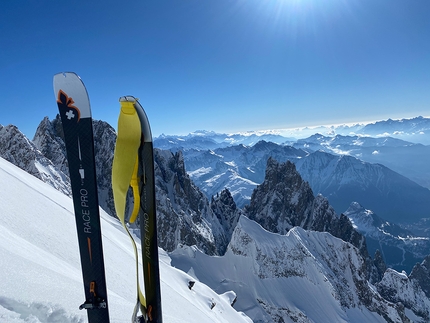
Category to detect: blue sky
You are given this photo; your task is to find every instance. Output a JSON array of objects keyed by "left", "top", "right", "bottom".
[{"left": 1, "top": 0, "right": 429, "bottom": 138}]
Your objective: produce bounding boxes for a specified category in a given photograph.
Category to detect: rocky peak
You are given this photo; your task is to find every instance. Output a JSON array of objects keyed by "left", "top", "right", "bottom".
[
  {"left": 154, "top": 149, "right": 228, "bottom": 255},
  {"left": 409, "top": 255, "right": 430, "bottom": 299},
  {"left": 373, "top": 249, "right": 388, "bottom": 278},
  {"left": 211, "top": 188, "right": 241, "bottom": 254},
  {"left": 251, "top": 140, "right": 279, "bottom": 152},
  {"left": 245, "top": 157, "right": 340, "bottom": 234},
  {"left": 244, "top": 157, "right": 377, "bottom": 278},
  {"left": 245, "top": 157, "right": 315, "bottom": 233},
  {"left": 1, "top": 124, "right": 37, "bottom": 170},
  {"left": 92, "top": 119, "right": 117, "bottom": 216},
  {"left": 33, "top": 115, "right": 68, "bottom": 174},
  {"left": 163, "top": 150, "right": 208, "bottom": 217},
  {"left": 0, "top": 123, "right": 70, "bottom": 196},
  {"left": 376, "top": 267, "right": 430, "bottom": 321},
  {"left": 224, "top": 216, "right": 409, "bottom": 322}
]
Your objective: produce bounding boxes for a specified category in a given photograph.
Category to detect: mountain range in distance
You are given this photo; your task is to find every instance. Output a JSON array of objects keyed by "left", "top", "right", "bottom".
[
  {"left": 155, "top": 116, "right": 430, "bottom": 194},
  {"left": 155, "top": 116, "right": 430, "bottom": 148},
  {"left": 154, "top": 116, "right": 430, "bottom": 223}
]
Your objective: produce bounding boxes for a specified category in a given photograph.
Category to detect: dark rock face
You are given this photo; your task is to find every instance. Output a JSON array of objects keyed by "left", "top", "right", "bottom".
[
  {"left": 92, "top": 119, "right": 117, "bottom": 217},
  {"left": 154, "top": 149, "right": 220, "bottom": 254},
  {"left": 246, "top": 158, "right": 315, "bottom": 233},
  {"left": 1, "top": 123, "right": 70, "bottom": 195},
  {"left": 211, "top": 188, "right": 241, "bottom": 254},
  {"left": 33, "top": 115, "right": 68, "bottom": 174},
  {"left": 1, "top": 124, "right": 45, "bottom": 177},
  {"left": 245, "top": 158, "right": 368, "bottom": 254},
  {"left": 376, "top": 262, "right": 430, "bottom": 321},
  {"left": 373, "top": 249, "right": 388, "bottom": 281},
  {"left": 409, "top": 256, "right": 430, "bottom": 299}
]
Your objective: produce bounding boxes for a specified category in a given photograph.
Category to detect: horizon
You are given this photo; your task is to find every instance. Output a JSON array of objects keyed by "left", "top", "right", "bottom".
[
  {"left": 1, "top": 1, "right": 430, "bottom": 139},
  {"left": 2, "top": 113, "right": 429, "bottom": 140}
]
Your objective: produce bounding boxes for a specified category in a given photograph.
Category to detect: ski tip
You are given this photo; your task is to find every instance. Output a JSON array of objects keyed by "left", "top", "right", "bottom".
[
  {"left": 53, "top": 72, "right": 91, "bottom": 119},
  {"left": 118, "top": 96, "right": 152, "bottom": 143},
  {"left": 54, "top": 71, "right": 81, "bottom": 80},
  {"left": 119, "top": 96, "right": 139, "bottom": 102}
]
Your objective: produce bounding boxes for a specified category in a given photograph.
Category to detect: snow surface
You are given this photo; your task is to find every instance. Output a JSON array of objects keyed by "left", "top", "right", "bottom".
[
  {"left": 0, "top": 157, "right": 251, "bottom": 323},
  {"left": 170, "top": 216, "right": 397, "bottom": 323}
]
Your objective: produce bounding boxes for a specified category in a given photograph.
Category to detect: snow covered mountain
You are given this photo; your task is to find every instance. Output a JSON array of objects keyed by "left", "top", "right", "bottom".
[
  {"left": 171, "top": 215, "right": 430, "bottom": 322},
  {"left": 3, "top": 117, "right": 430, "bottom": 268},
  {"left": 344, "top": 202, "right": 430, "bottom": 273},
  {"left": 376, "top": 263, "right": 430, "bottom": 322},
  {"left": 286, "top": 116, "right": 430, "bottom": 145},
  {"left": 14, "top": 115, "right": 430, "bottom": 228},
  {"left": 153, "top": 116, "right": 430, "bottom": 148},
  {"left": 0, "top": 156, "right": 251, "bottom": 323},
  {"left": 185, "top": 141, "right": 307, "bottom": 207},
  {"left": 0, "top": 123, "right": 70, "bottom": 196},
  {"left": 294, "top": 151, "right": 430, "bottom": 226},
  {"left": 154, "top": 116, "right": 430, "bottom": 195},
  {"left": 154, "top": 130, "right": 291, "bottom": 150},
  {"left": 358, "top": 116, "right": 430, "bottom": 145},
  {"left": 292, "top": 133, "right": 430, "bottom": 189},
  {"left": 4, "top": 150, "right": 429, "bottom": 322},
  {"left": 179, "top": 140, "right": 430, "bottom": 227}
]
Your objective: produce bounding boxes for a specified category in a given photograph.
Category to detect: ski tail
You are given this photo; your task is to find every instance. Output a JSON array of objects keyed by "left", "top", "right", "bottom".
[
  {"left": 112, "top": 96, "right": 162, "bottom": 323},
  {"left": 54, "top": 72, "right": 110, "bottom": 323}
]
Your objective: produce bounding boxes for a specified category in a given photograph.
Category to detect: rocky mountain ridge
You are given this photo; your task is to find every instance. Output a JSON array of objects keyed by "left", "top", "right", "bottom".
[
  {"left": 359, "top": 116, "right": 430, "bottom": 144},
  {"left": 171, "top": 216, "right": 430, "bottom": 322},
  {"left": 0, "top": 123, "right": 70, "bottom": 196}
]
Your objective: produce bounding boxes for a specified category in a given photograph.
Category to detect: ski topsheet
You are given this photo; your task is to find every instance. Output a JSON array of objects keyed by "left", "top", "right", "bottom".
[
  {"left": 133, "top": 97, "right": 162, "bottom": 323},
  {"left": 112, "top": 96, "right": 162, "bottom": 322},
  {"left": 54, "top": 72, "right": 110, "bottom": 323}
]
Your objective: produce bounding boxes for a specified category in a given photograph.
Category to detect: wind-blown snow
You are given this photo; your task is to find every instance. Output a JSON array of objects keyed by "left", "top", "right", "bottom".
[
  {"left": 0, "top": 157, "right": 251, "bottom": 323},
  {"left": 170, "top": 216, "right": 405, "bottom": 323}
]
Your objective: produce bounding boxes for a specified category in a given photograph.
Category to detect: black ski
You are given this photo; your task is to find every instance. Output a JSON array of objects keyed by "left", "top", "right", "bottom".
[
  {"left": 114, "top": 96, "right": 163, "bottom": 323},
  {"left": 132, "top": 97, "right": 162, "bottom": 323},
  {"left": 54, "top": 72, "right": 110, "bottom": 323}
]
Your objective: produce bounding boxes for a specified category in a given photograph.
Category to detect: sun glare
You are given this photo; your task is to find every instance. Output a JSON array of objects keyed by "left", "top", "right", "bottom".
[{"left": 259, "top": 0, "right": 358, "bottom": 41}]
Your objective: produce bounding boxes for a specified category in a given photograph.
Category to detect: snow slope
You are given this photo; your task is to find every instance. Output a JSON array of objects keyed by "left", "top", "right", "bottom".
[
  {"left": 170, "top": 216, "right": 407, "bottom": 323},
  {"left": 0, "top": 157, "right": 251, "bottom": 323}
]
